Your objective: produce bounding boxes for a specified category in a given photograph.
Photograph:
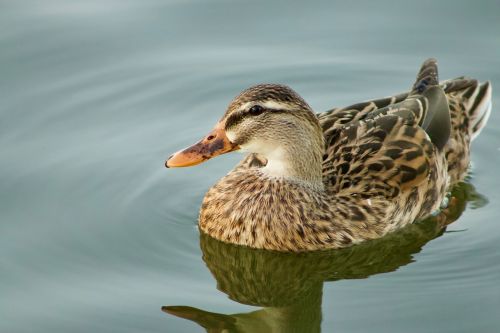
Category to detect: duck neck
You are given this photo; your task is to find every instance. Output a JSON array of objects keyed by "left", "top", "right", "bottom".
[{"left": 261, "top": 139, "right": 325, "bottom": 190}]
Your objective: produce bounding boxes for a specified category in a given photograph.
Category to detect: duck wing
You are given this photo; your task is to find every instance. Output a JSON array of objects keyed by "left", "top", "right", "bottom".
[{"left": 321, "top": 59, "right": 450, "bottom": 199}]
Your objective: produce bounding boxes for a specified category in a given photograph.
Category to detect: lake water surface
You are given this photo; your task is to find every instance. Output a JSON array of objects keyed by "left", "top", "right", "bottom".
[{"left": 1, "top": 1, "right": 500, "bottom": 332}]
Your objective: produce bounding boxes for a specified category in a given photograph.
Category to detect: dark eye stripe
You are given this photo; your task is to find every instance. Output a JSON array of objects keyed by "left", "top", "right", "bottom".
[
  {"left": 225, "top": 108, "right": 289, "bottom": 130},
  {"left": 226, "top": 106, "right": 266, "bottom": 129},
  {"left": 225, "top": 111, "right": 248, "bottom": 130}
]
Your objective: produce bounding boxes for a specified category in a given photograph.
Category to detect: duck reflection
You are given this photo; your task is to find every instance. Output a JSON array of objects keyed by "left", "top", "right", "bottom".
[{"left": 163, "top": 182, "right": 486, "bottom": 332}]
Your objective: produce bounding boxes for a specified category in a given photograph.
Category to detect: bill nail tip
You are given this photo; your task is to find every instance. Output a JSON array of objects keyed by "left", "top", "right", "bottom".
[{"left": 165, "top": 154, "right": 173, "bottom": 168}]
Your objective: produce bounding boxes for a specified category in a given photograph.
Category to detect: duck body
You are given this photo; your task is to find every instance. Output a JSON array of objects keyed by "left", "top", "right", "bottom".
[{"left": 167, "top": 59, "right": 492, "bottom": 252}]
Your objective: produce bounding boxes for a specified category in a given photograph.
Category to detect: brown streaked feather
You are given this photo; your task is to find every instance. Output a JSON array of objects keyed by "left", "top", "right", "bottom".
[
  {"left": 322, "top": 113, "right": 434, "bottom": 199},
  {"left": 318, "top": 78, "right": 489, "bottom": 185}
]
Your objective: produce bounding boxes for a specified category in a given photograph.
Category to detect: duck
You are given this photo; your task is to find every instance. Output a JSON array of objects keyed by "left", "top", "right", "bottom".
[{"left": 165, "top": 58, "right": 492, "bottom": 252}]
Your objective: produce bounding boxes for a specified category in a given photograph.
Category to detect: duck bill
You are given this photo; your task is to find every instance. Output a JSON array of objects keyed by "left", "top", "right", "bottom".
[{"left": 165, "top": 124, "right": 239, "bottom": 168}]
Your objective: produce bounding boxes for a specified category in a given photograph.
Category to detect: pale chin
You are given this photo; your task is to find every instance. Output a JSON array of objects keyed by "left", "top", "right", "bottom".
[
  {"left": 226, "top": 129, "right": 278, "bottom": 155},
  {"left": 238, "top": 142, "right": 255, "bottom": 153},
  {"left": 238, "top": 139, "right": 266, "bottom": 154},
  {"left": 225, "top": 130, "right": 236, "bottom": 142},
  {"left": 225, "top": 130, "right": 247, "bottom": 153}
]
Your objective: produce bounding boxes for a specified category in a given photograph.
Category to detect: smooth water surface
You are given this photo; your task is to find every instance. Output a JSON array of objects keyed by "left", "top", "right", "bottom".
[{"left": 1, "top": 1, "right": 500, "bottom": 332}]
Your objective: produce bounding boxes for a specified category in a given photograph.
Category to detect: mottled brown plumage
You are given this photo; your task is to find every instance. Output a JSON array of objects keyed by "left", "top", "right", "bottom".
[{"left": 168, "top": 59, "right": 492, "bottom": 252}]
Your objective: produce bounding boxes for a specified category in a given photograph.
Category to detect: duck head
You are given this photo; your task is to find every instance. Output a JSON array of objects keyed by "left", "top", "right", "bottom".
[{"left": 166, "top": 84, "right": 325, "bottom": 184}]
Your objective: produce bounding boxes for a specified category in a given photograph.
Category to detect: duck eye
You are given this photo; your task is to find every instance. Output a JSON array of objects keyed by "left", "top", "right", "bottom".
[{"left": 248, "top": 105, "right": 264, "bottom": 115}]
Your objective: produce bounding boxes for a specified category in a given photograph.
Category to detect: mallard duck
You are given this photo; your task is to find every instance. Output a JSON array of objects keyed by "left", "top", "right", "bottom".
[{"left": 165, "top": 59, "right": 492, "bottom": 251}]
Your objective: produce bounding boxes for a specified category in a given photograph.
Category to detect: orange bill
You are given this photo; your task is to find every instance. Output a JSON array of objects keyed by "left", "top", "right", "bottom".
[{"left": 165, "top": 123, "right": 239, "bottom": 168}]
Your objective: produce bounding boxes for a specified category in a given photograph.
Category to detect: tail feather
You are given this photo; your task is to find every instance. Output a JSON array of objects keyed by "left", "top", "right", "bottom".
[
  {"left": 411, "top": 58, "right": 439, "bottom": 95},
  {"left": 440, "top": 77, "right": 492, "bottom": 141},
  {"left": 469, "top": 81, "right": 492, "bottom": 141},
  {"left": 442, "top": 77, "right": 477, "bottom": 94}
]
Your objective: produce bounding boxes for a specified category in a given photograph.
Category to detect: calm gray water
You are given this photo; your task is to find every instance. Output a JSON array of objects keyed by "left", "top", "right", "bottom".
[{"left": 1, "top": 1, "right": 500, "bottom": 332}]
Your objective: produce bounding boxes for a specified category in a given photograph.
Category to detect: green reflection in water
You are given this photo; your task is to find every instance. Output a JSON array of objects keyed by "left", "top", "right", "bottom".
[{"left": 163, "top": 181, "right": 486, "bottom": 333}]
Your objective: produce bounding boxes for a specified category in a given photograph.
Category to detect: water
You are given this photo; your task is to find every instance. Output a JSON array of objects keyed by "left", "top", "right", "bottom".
[{"left": 1, "top": 1, "right": 499, "bottom": 332}]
